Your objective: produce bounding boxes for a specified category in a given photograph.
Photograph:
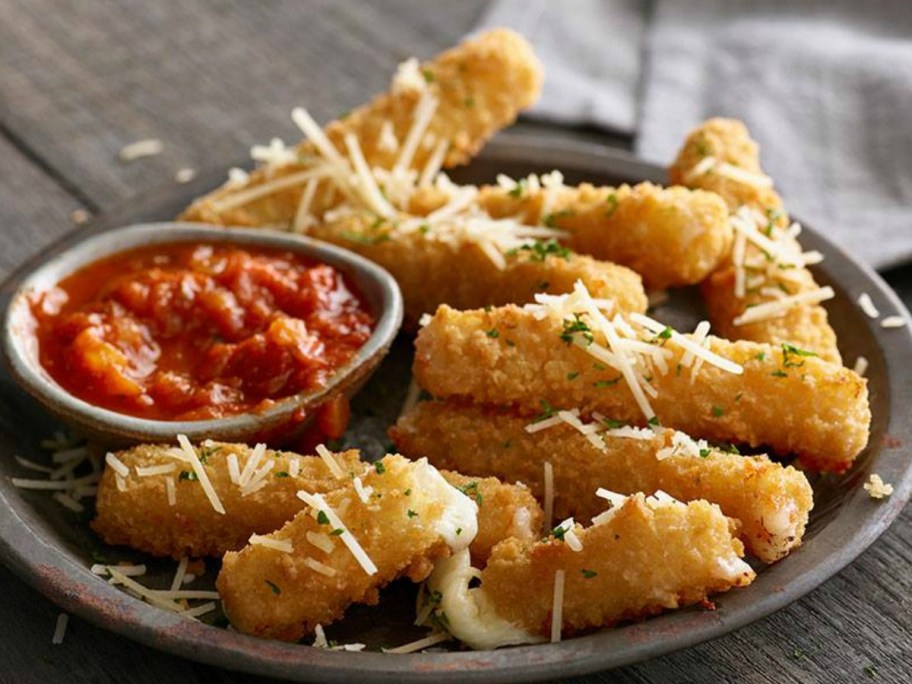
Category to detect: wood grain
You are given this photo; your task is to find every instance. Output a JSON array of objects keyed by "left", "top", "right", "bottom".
[{"left": 0, "top": 1, "right": 910, "bottom": 682}]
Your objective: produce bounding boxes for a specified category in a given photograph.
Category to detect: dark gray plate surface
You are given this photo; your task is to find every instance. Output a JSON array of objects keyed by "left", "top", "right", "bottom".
[{"left": 1, "top": 135, "right": 910, "bottom": 682}]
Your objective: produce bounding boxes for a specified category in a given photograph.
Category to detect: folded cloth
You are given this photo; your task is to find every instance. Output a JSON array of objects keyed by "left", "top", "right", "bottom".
[
  {"left": 473, "top": 0, "right": 912, "bottom": 269},
  {"left": 638, "top": 0, "right": 912, "bottom": 270},
  {"left": 472, "top": 0, "right": 646, "bottom": 134}
]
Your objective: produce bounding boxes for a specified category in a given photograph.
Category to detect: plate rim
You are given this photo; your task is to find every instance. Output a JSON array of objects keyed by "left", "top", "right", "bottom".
[{"left": 1, "top": 135, "right": 911, "bottom": 683}]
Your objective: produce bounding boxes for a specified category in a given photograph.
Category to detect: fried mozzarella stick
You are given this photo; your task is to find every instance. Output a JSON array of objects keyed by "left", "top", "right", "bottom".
[
  {"left": 424, "top": 493, "right": 754, "bottom": 649},
  {"left": 309, "top": 214, "right": 648, "bottom": 325},
  {"left": 413, "top": 300, "right": 870, "bottom": 471},
  {"left": 393, "top": 401, "right": 813, "bottom": 562},
  {"left": 217, "top": 455, "right": 478, "bottom": 641},
  {"left": 441, "top": 470, "right": 543, "bottom": 566},
  {"left": 669, "top": 118, "right": 841, "bottom": 363},
  {"left": 477, "top": 181, "right": 732, "bottom": 290},
  {"left": 93, "top": 440, "right": 367, "bottom": 559},
  {"left": 181, "top": 29, "right": 543, "bottom": 227}
]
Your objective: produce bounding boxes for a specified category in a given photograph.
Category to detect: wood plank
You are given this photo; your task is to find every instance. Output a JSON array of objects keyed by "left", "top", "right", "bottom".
[{"left": 0, "top": 0, "right": 487, "bottom": 210}]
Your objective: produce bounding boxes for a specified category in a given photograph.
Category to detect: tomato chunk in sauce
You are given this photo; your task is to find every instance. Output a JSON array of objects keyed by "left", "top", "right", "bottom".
[{"left": 31, "top": 243, "right": 375, "bottom": 421}]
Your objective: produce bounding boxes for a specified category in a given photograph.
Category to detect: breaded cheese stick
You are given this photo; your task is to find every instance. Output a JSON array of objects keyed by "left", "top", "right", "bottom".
[
  {"left": 669, "top": 118, "right": 841, "bottom": 363},
  {"left": 92, "top": 440, "right": 367, "bottom": 558},
  {"left": 477, "top": 181, "right": 732, "bottom": 290},
  {"left": 423, "top": 493, "right": 754, "bottom": 649},
  {"left": 217, "top": 455, "right": 478, "bottom": 641},
  {"left": 309, "top": 214, "right": 648, "bottom": 325},
  {"left": 413, "top": 302, "right": 870, "bottom": 471},
  {"left": 441, "top": 470, "right": 543, "bottom": 565},
  {"left": 181, "top": 29, "right": 542, "bottom": 226},
  {"left": 393, "top": 401, "right": 813, "bottom": 562}
]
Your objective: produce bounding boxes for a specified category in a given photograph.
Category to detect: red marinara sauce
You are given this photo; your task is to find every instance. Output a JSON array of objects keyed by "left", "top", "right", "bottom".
[{"left": 30, "top": 243, "right": 375, "bottom": 421}]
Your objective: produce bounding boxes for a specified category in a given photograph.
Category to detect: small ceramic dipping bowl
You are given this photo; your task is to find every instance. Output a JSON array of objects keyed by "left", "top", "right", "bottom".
[{"left": 1, "top": 223, "right": 403, "bottom": 446}]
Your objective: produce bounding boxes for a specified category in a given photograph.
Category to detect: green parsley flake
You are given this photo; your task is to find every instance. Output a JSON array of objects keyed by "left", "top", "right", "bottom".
[
  {"left": 581, "top": 569, "right": 598, "bottom": 579},
  {"left": 374, "top": 461, "right": 386, "bottom": 474},
  {"left": 265, "top": 580, "right": 282, "bottom": 595},
  {"left": 407, "top": 509, "right": 418, "bottom": 518},
  {"left": 712, "top": 405, "right": 724, "bottom": 417},
  {"left": 542, "top": 209, "right": 574, "bottom": 228},
  {"left": 457, "top": 482, "right": 483, "bottom": 506},
  {"left": 560, "top": 313, "right": 595, "bottom": 346},
  {"left": 699, "top": 448, "right": 712, "bottom": 458},
  {"left": 648, "top": 416, "right": 661, "bottom": 427},
  {"left": 275, "top": 471, "right": 289, "bottom": 478},
  {"left": 593, "top": 377, "right": 621, "bottom": 388},
  {"left": 605, "top": 193, "right": 619, "bottom": 216},
  {"left": 566, "top": 371, "right": 580, "bottom": 381},
  {"left": 179, "top": 470, "right": 197, "bottom": 481},
  {"left": 517, "top": 239, "right": 572, "bottom": 262},
  {"left": 316, "top": 510, "right": 330, "bottom": 525},
  {"left": 781, "top": 343, "right": 817, "bottom": 368},
  {"left": 771, "top": 369, "right": 788, "bottom": 378},
  {"left": 330, "top": 528, "right": 344, "bottom": 536},
  {"left": 485, "top": 328, "right": 500, "bottom": 338}
]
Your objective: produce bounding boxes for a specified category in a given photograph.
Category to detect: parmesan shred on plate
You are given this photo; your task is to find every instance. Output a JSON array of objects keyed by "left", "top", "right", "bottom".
[{"left": 863, "top": 474, "right": 894, "bottom": 499}]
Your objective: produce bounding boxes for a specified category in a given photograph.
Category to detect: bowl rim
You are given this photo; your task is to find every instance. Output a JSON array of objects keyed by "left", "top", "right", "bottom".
[
  {"left": 1, "top": 137, "right": 911, "bottom": 682},
  {"left": 0, "top": 222, "right": 404, "bottom": 441}
]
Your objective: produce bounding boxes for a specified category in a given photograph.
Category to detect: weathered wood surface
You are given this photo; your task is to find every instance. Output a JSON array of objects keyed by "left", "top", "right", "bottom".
[{"left": 0, "top": 1, "right": 910, "bottom": 682}]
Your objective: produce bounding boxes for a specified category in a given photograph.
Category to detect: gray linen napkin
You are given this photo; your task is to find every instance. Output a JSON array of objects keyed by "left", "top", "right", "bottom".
[
  {"left": 474, "top": 0, "right": 912, "bottom": 270},
  {"left": 473, "top": 0, "right": 646, "bottom": 133}
]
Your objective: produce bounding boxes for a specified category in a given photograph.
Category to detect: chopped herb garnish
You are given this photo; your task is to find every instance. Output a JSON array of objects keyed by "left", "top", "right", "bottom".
[
  {"left": 647, "top": 416, "right": 661, "bottom": 427},
  {"left": 508, "top": 179, "right": 527, "bottom": 199},
  {"left": 722, "top": 443, "right": 741, "bottom": 454},
  {"left": 455, "top": 527, "right": 462, "bottom": 536},
  {"left": 605, "top": 193, "right": 619, "bottom": 216},
  {"left": 457, "top": 481, "right": 483, "bottom": 506},
  {"left": 330, "top": 528, "right": 344, "bottom": 536},
  {"left": 275, "top": 471, "right": 289, "bottom": 478},
  {"left": 418, "top": 224, "right": 430, "bottom": 235},
  {"left": 265, "top": 580, "right": 281, "bottom": 595},
  {"left": 581, "top": 569, "right": 598, "bottom": 579},
  {"left": 566, "top": 371, "right": 580, "bottom": 381},
  {"left": 699, "top": 448, "right": 712, "bottom": 458},
  {"left": 517, "top": 239, "right": 572, "bottom": 262},
  {"left": 781, "top": 343, "right": 817, "bottom": 368},
  {"left": 593, "top": 377, "right": 621, "bottom": 388},
  {"left": 649, "top": 326, "right": 673, "bottom": 345},
  {"left": 316, "top": 510, "right": 330, "bottom": 525},
  {"left": 711, "top": 405, "right": 724, "bottom": 417},
  {"left": 550, "top": 525, "right": 566, "bottom": 541},
  {"left": 695, "top": 139, "right": 713, "bottom": 157},
  {"left": 532, "top": 399, "right": 556, "bottom": 423},
  {"left": 404, "top": 488, "right": 411, "bottom": 496},
  {"left": 755, "top": 352, "right": 766, "bottom": 361},
  {"left": 485, "top": 328, "right": 500, "bottom": 338},
  {"left": 676, "top": 363, "right": 683, "bottom": 376},
  {"left": 178, "top": 470, "right": 197, "bottom": 481},
  {"left": 735, "top": 392, "right": 743, "bottom": 403},
  {"left": 198, "top": 445, "right": 220, "bottom": 463},
  {"left": 771, "top": 369, "right": 788, "bottom": 378},
  {"left": 560, "top": 313, "right": 595, "bottom": 346},
  {"left": 374, "top": 461, "right": 386, "bottom": 474},
  {"left": 407, "top": 509, "right": 418, "bottom": 518},
  {"left": 421, "top": 69, "right": 435, "bottom": 83},
  {"left": 604, "top": 418, "right": 628, "bottom": 429},
  {"left": 463, "top": 96, "right": 475, "bottom": 108},
  {"left": 543, "top": 209, "right": 574, "bottom": 228}
]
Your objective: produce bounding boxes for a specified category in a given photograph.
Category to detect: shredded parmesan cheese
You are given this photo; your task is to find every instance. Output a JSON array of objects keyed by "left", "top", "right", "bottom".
[
  {"left": 306, "top": 531, "right": 335, "bottom": 554},
  {"left": 550, "top": 570, "right": 565, "bottom": 643},
  {"left": 733, "top": 286, "right": 835, "bottom": 326},
  {"left": 858, "top": 293, "right": 880, "bottom": 319},
  {"left": 881, "top": 316, "right": 906, "bottom": 329},
  {"left": 296, "top": 491, "right": 377, "bottom": 575},
  {"left": 105, "top": 453, "right": 130, "bottom": 478},
  {"left": 176, "top": 435, "right": 225, "bottom": 515},
  {"left": 119, "top": 138, "right": 163, "bottom": 162},
  {"left": 165, "top": 476, "right": 177, "bottom": 506},
  {"left": 353, "top": 476, "right": 373, "bottom": 504},
  {"left": 853, "top": 356, "right": 869, "bottom": 377},
  {"left": 315, "top": 444, "right": 345, "bottom": 480},
  {"left": 135, "top": 463, "right": 177, "bottom": 477},
  {"left": 304, "top": 557, "right": 338, "bottom": 577},
  {"left": 170, "top": 557, "right": 189, "bottom": 592},
  {"left": 543, "top": 461, "right": 555, "bottom": 531},
  {"left": 52, "top": 613, "right": 69, "bottom": 645},
  {"left": 250, "top": 534, "right": 294, "bottom": 553},
  {"left": 863, "top": 474, "right": 893, "bottom": 499},
  {"left": 385, "top": 631, "right": 451, "bottom": 654}
]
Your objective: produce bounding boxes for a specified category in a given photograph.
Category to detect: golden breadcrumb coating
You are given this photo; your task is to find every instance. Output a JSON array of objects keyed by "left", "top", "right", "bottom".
[
  {"left": 669, "top": 118, "right": 841, "bottom": 363},
  {"left": 308, "top": 213, "right": 648, "bottom": 326},
  {"left": 92, "top": 442, "right": 366, "bottom": 559},
  {"left": 217, "top": 455, "right": 476, "bottom": 641},
  {"left": 393, "top": 401, "right": 813, "bottom": 562},
  {"left": 440, "top": 470, "right": 543, "bottom": 565},
  {"left": 477, "top": 181, "right": 732, "bottom": 290},
  {"left": 428, "top": 494, "right": 754, "bottom": 646},
  {"left": 413, "top": 305, "right": 870, "bottom": 471},
  {"left": 180, "top": 29, "right": 542, "bottom": 226}
]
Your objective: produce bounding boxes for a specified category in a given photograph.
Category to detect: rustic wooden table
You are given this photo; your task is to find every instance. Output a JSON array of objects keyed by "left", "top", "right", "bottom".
[{"left": 1, "top": 1, "right": 910, "bottom": 682}]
